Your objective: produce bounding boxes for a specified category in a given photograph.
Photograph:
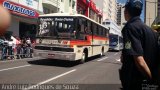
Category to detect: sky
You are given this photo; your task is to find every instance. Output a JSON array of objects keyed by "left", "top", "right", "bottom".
[{"left": 117, "top": 0, "right": 145, "bottom": 21}]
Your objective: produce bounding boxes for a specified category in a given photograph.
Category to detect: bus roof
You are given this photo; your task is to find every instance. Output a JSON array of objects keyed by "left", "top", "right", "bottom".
[{"left": 39, "top": 13, "right": 109, "bottom": 30}]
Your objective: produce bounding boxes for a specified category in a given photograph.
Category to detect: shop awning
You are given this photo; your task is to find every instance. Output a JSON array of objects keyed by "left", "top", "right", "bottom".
[{"left": 151, "top": 15, "right": 160, "bottom": 30}]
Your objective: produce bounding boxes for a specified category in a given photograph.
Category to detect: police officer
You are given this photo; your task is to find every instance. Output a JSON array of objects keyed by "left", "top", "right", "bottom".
[{"left": 120, "top": 0, "right": 159, "bottom": 90}]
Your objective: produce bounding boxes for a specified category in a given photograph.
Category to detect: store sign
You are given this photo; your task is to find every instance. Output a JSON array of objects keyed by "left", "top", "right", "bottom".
[
  {"left": 19, "top": 0, "right": 38, "bottom": 10},
  {"left": 0, "top": 0, "right": 39, "bottom": 18}
]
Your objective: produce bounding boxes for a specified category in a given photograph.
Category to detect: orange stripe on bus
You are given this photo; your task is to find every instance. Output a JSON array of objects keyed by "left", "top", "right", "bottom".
[
  {"left": 70, "top": 40, "right": 91, "bottom": 46},
  {"left": 69, "top": 35, "right": 109, "bottom": 47}
]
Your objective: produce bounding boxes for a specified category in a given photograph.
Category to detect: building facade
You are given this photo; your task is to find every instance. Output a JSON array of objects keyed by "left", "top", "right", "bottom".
[
  {"left": 0, "top": 0, "right": 108, "bottom": 38},
  {"left": 120, "top": 5, "right": 126, "bottom": 28},
  {"left": 92, "top": 0, "right": 117, "bottom": 23},
  {"left": 59, "top": 0, "right": 77, "bottom": 13},
  {"left": 116, "top": 3, "right": 126, "bottom": 29},
  {"left": 42, "top": 0, "right": 60, "bottom": 14},
  {"left": 117, "top": 3, "right": 122, "bottom": 26},
  {"left": 145, "top": 0, "right": 158, "bottom": 27},
  {"left": 152, "top": 0, "right": 160, "bottom": 29},
  {"left": 77, "top": 0, "right": 102, "bottom": 23},
  {"left": 0, "top": 0, "right": 43, "bottom": 39},
  {"left": 43, "top": 0, "right": 77, "bottom": 14}
]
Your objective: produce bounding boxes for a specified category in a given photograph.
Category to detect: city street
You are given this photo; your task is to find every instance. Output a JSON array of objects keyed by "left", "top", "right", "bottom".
[
  {"left": 0, "top": 0, "right": 159, "bottom": 89},
  {"left": 0, "top": 51, "right": 122, "bottom": 90}
]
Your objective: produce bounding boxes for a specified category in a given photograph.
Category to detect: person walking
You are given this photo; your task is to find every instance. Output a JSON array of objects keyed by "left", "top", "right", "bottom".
[
  {"left": 120, "top": 0, "right": 159, "bottom": 90},
  {"left": 26, "top": 37, "right": 32, "bottom": 58},
  {"left": 1, "top": 36, "right": 8, "bottom": 60}
]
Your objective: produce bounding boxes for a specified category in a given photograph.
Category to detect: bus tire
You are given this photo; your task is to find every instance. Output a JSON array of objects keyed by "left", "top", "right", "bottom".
[
  {"left": 79, "top": 49, "right": 88, "bottom": 64},
  {"left": 99, "top": 48, "right": 104, "bottom": 57},
  {"left": 79, "top": 52, "right": 86, "bottom": 64}
]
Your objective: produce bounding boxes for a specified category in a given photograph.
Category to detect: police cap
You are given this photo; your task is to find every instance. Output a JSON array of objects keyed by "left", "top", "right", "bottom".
[{"left": 123, "top": 0, "right": 143, "bottom": 11}]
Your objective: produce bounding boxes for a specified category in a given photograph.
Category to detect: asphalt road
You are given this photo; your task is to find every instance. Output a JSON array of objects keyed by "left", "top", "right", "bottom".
[{"left": 0, "top": 51, "right": 122, "bottom": 90}]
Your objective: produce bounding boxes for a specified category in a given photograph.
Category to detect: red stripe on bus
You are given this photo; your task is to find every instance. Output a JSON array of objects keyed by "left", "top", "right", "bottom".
[
  {"left": 87, "top": 35, "right": 108, "bottom": 40},
  {"left": 70, "top": 40, "right": 91, "bottom": 46}
]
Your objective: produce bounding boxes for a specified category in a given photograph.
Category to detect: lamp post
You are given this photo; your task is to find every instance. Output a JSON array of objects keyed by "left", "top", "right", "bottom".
[{"left": 145, "top": 0, "right": 157, "bottom": 26}]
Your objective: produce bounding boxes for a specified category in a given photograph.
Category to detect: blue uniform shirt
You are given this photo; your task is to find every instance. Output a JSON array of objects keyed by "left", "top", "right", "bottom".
[{"left": 122, "top": 16, "right": 159, "bottom": 81}]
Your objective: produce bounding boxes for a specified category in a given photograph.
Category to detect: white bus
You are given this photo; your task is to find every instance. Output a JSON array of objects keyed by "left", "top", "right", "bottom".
[
  {"left": 109, "top": 34, "right": 123, "bottom": 51},
  {"left": 34, "top": 13, "right": 109, "bottom": 63},
  {"left": 102, "top": 19, "right": 121, "bottom": 37},
  {"left": 102, "top": 19, "right": 123, "bottom": 51}
]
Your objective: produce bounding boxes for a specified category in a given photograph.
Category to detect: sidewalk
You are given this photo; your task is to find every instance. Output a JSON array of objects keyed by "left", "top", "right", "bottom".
[{"left": 0, "top": 56, "right": 42, "bottom": 62}]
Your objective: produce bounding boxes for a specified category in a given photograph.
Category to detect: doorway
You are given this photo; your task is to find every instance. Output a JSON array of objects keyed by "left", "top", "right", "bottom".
[{"left": 19, "top": 22, "right": 37, "bottom": 41}]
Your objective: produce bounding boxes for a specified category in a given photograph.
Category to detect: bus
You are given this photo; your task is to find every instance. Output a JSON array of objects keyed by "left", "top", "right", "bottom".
[
  {"left": 102, "top": 19, "right": 121, "bottom": 36},
  {"left": 34, "top": 13, "right": 109, "bottom": 63},
  {"left": 109, "top": 34, "right": 123, "bottom": 51}
]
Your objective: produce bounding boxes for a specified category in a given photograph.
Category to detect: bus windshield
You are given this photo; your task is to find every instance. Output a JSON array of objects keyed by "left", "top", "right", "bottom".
[
  {"left": 109, "top": 35, "right": 118, "bottom": 46},
  {"left": 37, "top": 17, "right": 75, "bottom": 39}
]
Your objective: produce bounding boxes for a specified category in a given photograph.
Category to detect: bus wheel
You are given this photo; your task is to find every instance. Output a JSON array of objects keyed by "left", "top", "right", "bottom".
[
  {"left": 79, "top": 52, "right": 86, "bottom": 64},
  {"left": 99, "top": 48, "right": 104, "bottom": 57}
]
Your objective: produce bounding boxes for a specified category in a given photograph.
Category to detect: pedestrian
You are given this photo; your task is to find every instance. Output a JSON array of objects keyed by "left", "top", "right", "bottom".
[
  {"left": 21, "top": 37, "right": 27, "bottom": 58},
  {"left": 1, "top": 36, "right": 8, "bottom": 60},
  {"left": 120, "top": 0, "right": 159, "bottom": 90},
  {"left": 26, "top": 37, "right": 32, "bottom": 58},
  {"left": 8, "top": 38, "right": 14, "bottom": 60}
]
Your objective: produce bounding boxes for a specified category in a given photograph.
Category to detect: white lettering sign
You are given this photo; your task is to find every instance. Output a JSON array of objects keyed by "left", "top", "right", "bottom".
[{"left": 55, "top": 18, "right": 74, "bottom": 22}]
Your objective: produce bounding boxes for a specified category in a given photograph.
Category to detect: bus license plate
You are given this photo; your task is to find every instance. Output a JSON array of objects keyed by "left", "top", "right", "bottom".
[{"left": 48, "top": 54, "right": 55, "bottom": 57}]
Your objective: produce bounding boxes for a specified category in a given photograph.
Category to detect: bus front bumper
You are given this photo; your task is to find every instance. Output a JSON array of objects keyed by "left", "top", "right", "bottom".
[
  {"left": 34, "top": 49, "right": 76, "bottom": 61},
  {"left": 109, "top": 46, "right": 119, "bottom": 51}
]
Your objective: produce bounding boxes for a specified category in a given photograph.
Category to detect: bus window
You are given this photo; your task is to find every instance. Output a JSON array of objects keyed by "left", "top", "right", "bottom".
[
  {"left": 37, "top": 17, "right": 76, "bottom": 39},
  {"left": 99, "top": 26, "right": 102, "bottom": 36},
  {"left": 92, "top": 23, "right": 97, "bottom": 35},
  {"left": 109, "top": 35, "right": 118, "bottom": 46},
  {"left": 84, "top": 20, "right": 91, "bottom": 34},
  {"left": 106, "top": 29, "right": 109, "bottom": 38},
  {"left": 75, "top": 18, "right": 86, "bottom": 40},
  {"left": 106, "top": 22, "right": 110, "bottom": 25},
  {"left": 59, "top": 22, "right": 62, "bottom": 28},
  {"left": 103, "top": 28, "right": 106, "bottom": 37}
]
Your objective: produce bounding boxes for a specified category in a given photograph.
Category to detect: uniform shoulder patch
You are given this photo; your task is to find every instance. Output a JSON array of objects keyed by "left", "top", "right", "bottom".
[{"left": 125, "top": 41, "right": 131, "bottom": 49}]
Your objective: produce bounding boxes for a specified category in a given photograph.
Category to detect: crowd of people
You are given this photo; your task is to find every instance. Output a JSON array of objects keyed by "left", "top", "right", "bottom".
[{"left": 0, "top": 35, "right": 33, "bottom": 60}]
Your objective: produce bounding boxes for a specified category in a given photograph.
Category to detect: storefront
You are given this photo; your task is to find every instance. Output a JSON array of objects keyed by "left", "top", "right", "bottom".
[
  {"left": 0, "top": 0, "right": 39, "bottom": 40},
  {"left": 89, "top": 0, "right": 102, "bottom": 23},
  {"left": 77, "top": 0, "right": 90, "bottom": 16}
]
